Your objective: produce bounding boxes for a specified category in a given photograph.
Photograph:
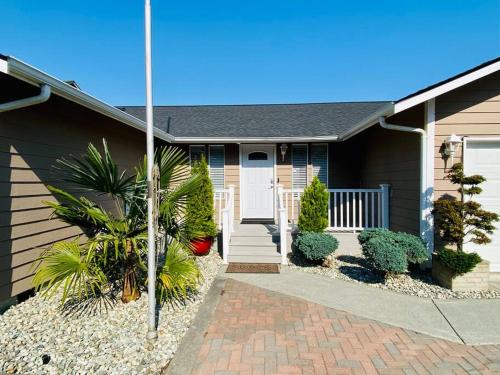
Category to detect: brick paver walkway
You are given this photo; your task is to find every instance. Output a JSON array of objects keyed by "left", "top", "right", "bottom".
[{"left": 190, "top": 279, "right": 500, "bottom": 375}]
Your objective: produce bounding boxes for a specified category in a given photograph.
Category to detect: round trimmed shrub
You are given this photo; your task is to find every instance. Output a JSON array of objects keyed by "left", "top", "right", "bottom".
[
  {"left": 294, "top": 232, "right": 338, "bottom": 262},
  {"left": 393, "top": 232, "right": 428, "bottom": 264},
  {"left": 363, "top": 236, "right": 408, "bottom": 275},
  {"left": 437, "top": 248, "right": 482, "bottom": 277},
  {"left": 357, "top": 228, "right": 388, "bottom": 245}
]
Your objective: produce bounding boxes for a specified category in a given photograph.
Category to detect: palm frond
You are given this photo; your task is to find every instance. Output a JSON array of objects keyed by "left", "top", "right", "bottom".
[
  {"left": 33, "top": 241, "right": 107, "bottom": 304},
  {"left": 56, "top": 139, "right": 135, "bottom": 201},
  {"left": 44, "top": 186, "right": 111, "bottom": 236},
  {"left": 156, "top": 240, "right": 201, "bottom": 303}
]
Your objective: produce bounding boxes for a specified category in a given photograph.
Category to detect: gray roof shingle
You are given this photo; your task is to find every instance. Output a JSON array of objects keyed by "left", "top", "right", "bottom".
[{"left": 119, "top": 102, "right": 390, "bottom": 138}]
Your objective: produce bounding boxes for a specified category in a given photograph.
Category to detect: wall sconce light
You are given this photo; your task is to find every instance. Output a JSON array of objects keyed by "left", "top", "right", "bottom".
[
  {"left": 443, "top": 133, "right": 462, "bottom": 163},
  {"left": 280, "top": 144, "right": 288, "bottom": 162}
]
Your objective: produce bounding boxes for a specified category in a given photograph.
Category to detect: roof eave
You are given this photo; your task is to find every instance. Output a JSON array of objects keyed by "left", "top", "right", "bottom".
[
  {"left": 1, "top": 56, "right": 174, "bottom": 143},
  {"left": 173, "top": 135, "right": 340, "bottom": 143}
]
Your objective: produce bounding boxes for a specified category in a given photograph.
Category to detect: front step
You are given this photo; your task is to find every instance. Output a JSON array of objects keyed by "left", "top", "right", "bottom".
[{"left": 228, "top": 223, "right": 282, "bottom": 264}]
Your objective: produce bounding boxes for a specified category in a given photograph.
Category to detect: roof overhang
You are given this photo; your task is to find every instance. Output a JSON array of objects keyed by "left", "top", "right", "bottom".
[
  {"left": 0, "top": 55, "right": 174, "bottom": 142},
  {"left": 394, "top": 58, "right": 500, "bottom": 114},
  {"left": 174, "top": 135, "right": 340, "bottom": 143}
]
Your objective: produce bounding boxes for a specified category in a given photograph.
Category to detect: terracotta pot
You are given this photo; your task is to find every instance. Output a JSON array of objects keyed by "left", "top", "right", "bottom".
[{"left": 190, "top": 237, "right": 213, "bottom": 256}]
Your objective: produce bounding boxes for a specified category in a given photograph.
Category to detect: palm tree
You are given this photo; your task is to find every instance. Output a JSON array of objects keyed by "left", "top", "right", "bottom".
[{"left": 33, "top": 140, "right": 202, "bottom": 304}]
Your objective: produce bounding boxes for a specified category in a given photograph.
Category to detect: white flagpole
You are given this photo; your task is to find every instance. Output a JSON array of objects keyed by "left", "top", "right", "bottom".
[{"left": 144, "top": 0, "right": 157, "bottom": 340}]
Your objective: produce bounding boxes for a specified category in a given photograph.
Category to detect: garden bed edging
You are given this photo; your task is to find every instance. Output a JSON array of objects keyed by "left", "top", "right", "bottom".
[{"left": 432, "top": 253, "right": 490, "bottom": 292}]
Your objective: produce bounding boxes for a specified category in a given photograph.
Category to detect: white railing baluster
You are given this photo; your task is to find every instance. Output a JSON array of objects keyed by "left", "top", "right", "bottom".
[
  {"left": 371, "top": 192, "right": 375, "bottom": 228},
  {"left": 358, "top": 192, "right": 362, "bottom": 230},
  {"left": 340, "top": 192, "right": 344, "bottom": 228},
  {"left": 333, "top": 192, "right": 337, "bottom": 228},
  {"left": 279, "top": 186, "right": 390, "bottom": 232}
]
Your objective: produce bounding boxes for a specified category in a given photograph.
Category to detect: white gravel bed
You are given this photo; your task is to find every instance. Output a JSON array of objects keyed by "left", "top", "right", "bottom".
[
  {"left": 288, "top": 253, "right": 500, "bottom": 300},
  {"left": 0, "top": 250, "right": 222, "bottom": 375}
]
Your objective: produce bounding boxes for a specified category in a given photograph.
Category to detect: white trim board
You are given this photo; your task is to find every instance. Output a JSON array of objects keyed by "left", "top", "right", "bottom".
[
  {"left": 394, "top": 60, "right": 500, "bottom": 114},
  {"left": 2, "top": 55, "right": 174, "bottom": 143}
]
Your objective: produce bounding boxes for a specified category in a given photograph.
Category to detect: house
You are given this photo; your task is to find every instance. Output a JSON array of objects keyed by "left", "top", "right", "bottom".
[
  {"left": 0, "top": 55, "right": 172, "bottom": 301},
  {"left": 121, "top": 57, "right": 500, "bottom": 271},
  {"left": 1, "top": 54, "right": 499, "bottom": 301}
]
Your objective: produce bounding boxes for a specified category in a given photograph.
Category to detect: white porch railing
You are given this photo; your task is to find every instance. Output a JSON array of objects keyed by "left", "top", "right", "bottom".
[
  {"left": 277, "top": 184, "right": 390, "bottom": 260},
  {"left": 279, "top": 185, "right": 390, "bottom": 231},
  {"left": 215, "top": 185, "right": 235, "bottom": 264}
]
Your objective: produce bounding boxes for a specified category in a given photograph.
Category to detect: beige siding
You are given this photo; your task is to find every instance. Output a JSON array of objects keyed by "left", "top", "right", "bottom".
[
  {"left": 224, "top": 144, "right": 240, "bottom": 219},
  {"left": 358, "top": 118, "right": 421, "bottom": 235},
  {"left": 435, "top": 71, "right": 500, "bottom": 200},
  {"left": 0, "top": 86, "right": 145, "bottom": 300}
]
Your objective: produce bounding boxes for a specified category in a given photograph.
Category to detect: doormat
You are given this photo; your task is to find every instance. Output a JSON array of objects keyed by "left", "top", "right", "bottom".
[{"left": 226, "top": 263, "right": 280, "bottom": 274}]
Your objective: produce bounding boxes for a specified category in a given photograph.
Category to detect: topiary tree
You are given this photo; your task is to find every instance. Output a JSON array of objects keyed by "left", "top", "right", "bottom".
[
  {"left": 433, "top": 163, "right": 499, "bottom": 252},
  {"left": 298, "top": 176, "right": 329, "bottom": 232},
  {"left": 185, "top": 155, "right": 218, "bottom": 240}
]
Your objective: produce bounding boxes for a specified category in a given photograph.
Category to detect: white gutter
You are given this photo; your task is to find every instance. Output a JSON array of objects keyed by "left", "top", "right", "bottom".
[
  {"left": 0, "top": 83, "right": 51, "bottom": 112},
  {"left": 339, "top": 102, "right": 394, "bottom": 140},
  {"left": 378, "top": 117, "right": 429, "bottom": 245},
  {"left": 1, "top": 56, "right": 174, "bottom": 143},
  {"left": 174, "top": 135, "right": 340, "bottom": 143}
]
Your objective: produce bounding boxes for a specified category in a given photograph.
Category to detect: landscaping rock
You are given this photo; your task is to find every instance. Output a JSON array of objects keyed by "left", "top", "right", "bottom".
[
  {"left": 0, "top": 250, "right": 222, "bottom": 375},
  {"left": 289, "top": 252, "right": 500, "bottom": 300}
]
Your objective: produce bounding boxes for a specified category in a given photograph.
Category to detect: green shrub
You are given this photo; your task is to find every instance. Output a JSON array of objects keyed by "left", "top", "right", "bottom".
[
  {"left": 357, "top": 228, "right": 388, "bottom": 245},
  {"left": 393, "top": 232, "right": 428, "bottom": 265},
  {"left": 437, "top": 248, "right": 482, "bottom": 277},
  {"left": 362, "top": 236, "right": 408, "bottom": 275},
  {"left": 298, "top": 176, "right": 329, "bottom": 233},
  {"left": 185, "top": 155, "right": 218, "bottom": 239},
  {"left": 294, "top": 232, "right": 338, "bottom": 262},
  {"left": 358, "top": 229, "right": 427, "bottom": 274}
]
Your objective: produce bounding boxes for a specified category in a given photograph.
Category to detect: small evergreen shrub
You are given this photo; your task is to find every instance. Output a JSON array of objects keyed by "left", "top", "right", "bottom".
[
  {"left": 393, "top": 232, "right": 428, "bottom": 265},
  {"left": 362, "top": 236, "right": 408, "bottom": 275},
  {"left": 357, "top": 228, "right": 388, "bottom": 245},
  {"left": 294, "top": 232, "right": 338, "bottom": 262},
  {"left": 358, "top": 229, "right": 427, "bottom": 274},
  {"left": 185, "top": 155, "right": 218, "bottom": 239},
  {"left": 437, "top": 248, "right": 482, "bottom": 277},
  {"left": 298, "top": 177, "right": 329, "bottom": 233}
]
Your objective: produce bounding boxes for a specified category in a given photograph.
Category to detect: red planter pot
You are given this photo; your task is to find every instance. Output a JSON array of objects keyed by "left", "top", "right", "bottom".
[{"left": 190, "top": 237, "right": 214, "bottom": 256}]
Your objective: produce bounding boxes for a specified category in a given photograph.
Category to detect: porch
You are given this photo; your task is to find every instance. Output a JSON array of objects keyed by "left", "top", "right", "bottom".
[{"left": 214, "top": 185, "right": 390, "bottom": 264}]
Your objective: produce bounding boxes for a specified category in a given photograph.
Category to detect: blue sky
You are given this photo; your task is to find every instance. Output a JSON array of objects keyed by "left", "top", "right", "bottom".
[{"left": 2, "top": 1, "right": 499, "bottom": 105}]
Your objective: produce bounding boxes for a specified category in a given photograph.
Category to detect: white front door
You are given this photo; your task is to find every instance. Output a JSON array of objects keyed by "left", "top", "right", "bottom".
[
  {"left": 464, "top": 140, "right": 500, "bottom": 272},
  {"left": 241, "top": 144, "right": 275, "bottom": 219}
]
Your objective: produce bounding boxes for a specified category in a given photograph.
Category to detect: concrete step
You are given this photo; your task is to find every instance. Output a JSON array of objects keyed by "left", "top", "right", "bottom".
[
  {"left": 230, "top": 236, "right": 278, "bottom": 246},
  {"left": 229, "top": 245, "right": 280, "bottom": 255},
  {"left": 232, "top": 224, "right": 278, "bottom": 236},
  {"left": 228, "top": 254, "right": 282, "bottom": 264}
]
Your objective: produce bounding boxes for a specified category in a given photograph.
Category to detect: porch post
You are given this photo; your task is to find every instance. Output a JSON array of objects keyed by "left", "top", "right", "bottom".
[
  {"left": 380, "top": 184, "right": 390, "bottom": 229},
  {"left": 228, "top": 185, "right": 235, "bottom": 234},
  {"left": 277, "top": 185, "right": 288, "bottom": 265}
]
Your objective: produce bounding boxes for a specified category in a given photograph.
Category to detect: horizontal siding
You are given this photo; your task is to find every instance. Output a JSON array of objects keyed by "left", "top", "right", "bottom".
[
  {"left": 224, "top": 144, "right": 240, "bottom": 219},
  {"left": 0, "top": 91, "right": 145, "bottom": 300},
  {"left": 435, "top": 71, "right": 500, "bottom": 200},
  {"left": 359, "top": 125, "right": 420, "bottom": 235}
]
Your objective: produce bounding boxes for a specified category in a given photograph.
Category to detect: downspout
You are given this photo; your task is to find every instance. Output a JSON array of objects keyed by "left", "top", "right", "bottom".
[
  {"left": 378, "top": 117, "right": 429, "bottom": 246},
  {"left": 0, "top": 84, "right": 51, "bottom": 112}
]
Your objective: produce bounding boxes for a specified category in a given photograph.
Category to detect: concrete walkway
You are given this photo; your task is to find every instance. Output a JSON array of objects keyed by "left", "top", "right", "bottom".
[
  {"left": 166, "top": 278, "right": 500, "bottom": 375},
  {"left": 223, "top": 266, "right": 500, "bottom": 345}
]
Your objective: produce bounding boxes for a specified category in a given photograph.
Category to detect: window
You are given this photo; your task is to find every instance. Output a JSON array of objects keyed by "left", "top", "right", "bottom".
[
  {"left": 189, "top": 145, "right": 206, "bottom": 165},
  {"left": 292, "top": 144, "right": 307, "bottom": 189},
  {"left": 311, "top": 144, "right": 328, "bottom": 185},
  {"left": 248, "top": 151, "right": 268, "bottom": 161},
  {"left": 209, "top": 145, "right": 225, "bottom": 190}
]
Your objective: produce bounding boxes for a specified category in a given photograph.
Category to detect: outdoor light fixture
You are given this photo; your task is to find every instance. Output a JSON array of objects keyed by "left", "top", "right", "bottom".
[
  {"left": 280, "top": 144, "right": 288, "bottom": 162},
  {"left": 443, "top": 133, "right": 462, "bottom": 164}
]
